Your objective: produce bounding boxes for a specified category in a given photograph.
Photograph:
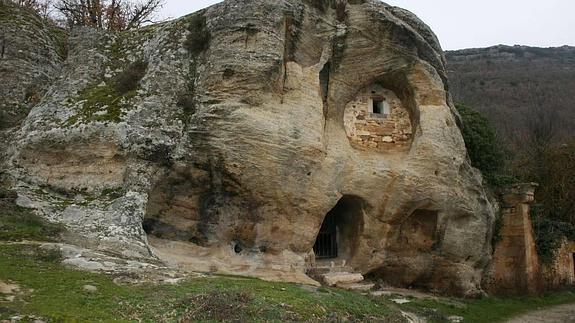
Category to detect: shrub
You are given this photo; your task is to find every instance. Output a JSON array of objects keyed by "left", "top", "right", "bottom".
[
  {"left": 534, "top": 141, "right": 575, "bottom": 224},
  {"left": 531, "top": 204, "right": 575, "bottom": 263},
  {"left": 456, "top": 103, "right": 507, "bottom": 186},
  {"left": 179, "top": 291, "right": 255, "bottom": 322},
  {"left": 177, "top": 94, "right": 196, "bottom": 114},
  {"left": 0, "top": 186, "right": 18, "bottom": 200},
  {"left": 114, "top": 60, "right": 148, "bottom": 94},
  {"left": 184, "top": 14, "right": 210, "bottom": 55}
]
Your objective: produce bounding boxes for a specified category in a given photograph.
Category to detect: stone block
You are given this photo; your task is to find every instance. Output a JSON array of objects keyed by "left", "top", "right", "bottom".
[{"left": 322, "top": 272, "right": 364, "bottom": 286}]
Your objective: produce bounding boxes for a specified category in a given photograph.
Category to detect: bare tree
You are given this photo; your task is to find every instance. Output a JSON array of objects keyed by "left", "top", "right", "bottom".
[
  {"left": 55, "top": 0, "right": 163, "bottom": 31},
  {"left": 521, "top": 82, "right": 560, "bottom": 153},
  {"left": 9, "top": 0, "right": 55, "bottom": 19}
]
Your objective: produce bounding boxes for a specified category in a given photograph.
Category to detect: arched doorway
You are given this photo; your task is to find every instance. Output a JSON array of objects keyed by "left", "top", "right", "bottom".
[{"left": 313, "top": 195, "right": 366, "bottom": 261}]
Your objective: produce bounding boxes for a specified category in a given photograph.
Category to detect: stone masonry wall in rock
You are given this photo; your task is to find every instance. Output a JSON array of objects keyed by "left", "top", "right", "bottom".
[{"left": 344, "top": 84, "right": 412, "bottom": 150}]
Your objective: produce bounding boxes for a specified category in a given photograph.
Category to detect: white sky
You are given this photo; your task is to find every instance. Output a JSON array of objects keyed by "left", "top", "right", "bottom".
[{"left": 159, "top": 0, "right": 575, "bottom": 50}]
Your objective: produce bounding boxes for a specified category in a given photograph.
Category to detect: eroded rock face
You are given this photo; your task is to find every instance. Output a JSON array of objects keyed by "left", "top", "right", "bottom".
[
  {"left": 2, "top": 0, "right": 495, "bottom": 296},
  {"left": 0, "top": 2, "right": 66, "bottom": 161}
]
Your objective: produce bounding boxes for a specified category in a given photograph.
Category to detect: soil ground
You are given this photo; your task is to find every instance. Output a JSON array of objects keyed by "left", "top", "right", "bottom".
[{"left": 506, "top": 302, "right": 575, "bottom": 323}]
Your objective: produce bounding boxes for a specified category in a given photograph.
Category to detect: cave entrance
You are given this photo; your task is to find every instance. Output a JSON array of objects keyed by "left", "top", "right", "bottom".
[
  {"left": 313, "top": 195, "right": 365, "bottom": 261},
  {"left": 314, "top": 211, "right": 338, "bottom": 259}
]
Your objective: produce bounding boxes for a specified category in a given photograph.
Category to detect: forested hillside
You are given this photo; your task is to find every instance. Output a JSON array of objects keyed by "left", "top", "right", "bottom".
[
  {"left": 447, "top": 45, "right": 575, "bottom": 242},
  {"left": 446, "top": 45, "right": 575, "bottom": 143}
]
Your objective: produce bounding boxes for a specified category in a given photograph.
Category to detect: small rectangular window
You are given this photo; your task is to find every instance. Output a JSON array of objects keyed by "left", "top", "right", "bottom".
[
  {"left": 373, "top": 99, "right": 384, "bottom": 114},
  {"left": 371, "top": 98, "right": 389, "bottom": 117}
]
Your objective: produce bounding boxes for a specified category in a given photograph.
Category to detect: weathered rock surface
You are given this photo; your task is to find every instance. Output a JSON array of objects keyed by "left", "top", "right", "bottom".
[
  {"left": 1, "top": 0, "right": 495, "bottom": 296},
  {"left": 0, "top": 2, "right": 66, "bottom": 162},
  {"left": 323, "top": 272, "right": 364, "bottom": 286}
]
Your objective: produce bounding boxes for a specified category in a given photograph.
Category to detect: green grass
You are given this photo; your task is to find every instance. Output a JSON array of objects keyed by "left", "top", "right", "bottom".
[
  {"left": 3, "top": 242, "right": 575, "bottom": 323},
  {"left": 65, "top": 82, "right": 135, "bottom": 126},
  {"left": 0, "top": 189, "right": 63, "bottom": 242},
  {"left": 0, "top": 244, "right": 400, "bottom": 322},
  {"left": 395, "top": 290, "right": 575, "bottom": 322}
]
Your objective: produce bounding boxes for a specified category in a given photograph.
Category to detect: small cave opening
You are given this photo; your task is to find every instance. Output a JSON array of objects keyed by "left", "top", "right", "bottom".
[
  {"left": 142, "top": 217, "right": 205, "bottom": 245},
  {"left": 313, "top": 195, "right": 366, "bottom": 262},
  {"left": 319, "top": 61, "right": 331, "bottom": 104}
]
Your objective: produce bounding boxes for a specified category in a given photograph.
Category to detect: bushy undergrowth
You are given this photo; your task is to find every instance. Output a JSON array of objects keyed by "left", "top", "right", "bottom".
[
  {"left": 114, "top": 60, "right": 148, "bottom": 94},
  {"left": 184, "top": 14, "right": 210, "bottom": 55},
  {"left": 456, "top": 103, "right": 510, "bottom": 187},
  {"left": 530, "top": 204, "right": 575, "bottom": 263}
]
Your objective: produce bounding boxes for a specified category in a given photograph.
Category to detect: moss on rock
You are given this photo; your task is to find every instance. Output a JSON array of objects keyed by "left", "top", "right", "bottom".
[{"left": 65, "top": 83, "right": 135, "bottom": 126}]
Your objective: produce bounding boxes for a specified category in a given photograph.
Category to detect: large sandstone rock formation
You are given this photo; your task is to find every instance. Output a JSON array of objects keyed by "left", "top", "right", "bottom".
[{"left": 1, "top": 0, "right": 495, "bottom": 296}]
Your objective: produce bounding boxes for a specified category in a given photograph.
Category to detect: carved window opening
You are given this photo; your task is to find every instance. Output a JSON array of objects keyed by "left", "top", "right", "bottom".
[{"left": 371, "top": 97, "right": 389, "bottom": 118}]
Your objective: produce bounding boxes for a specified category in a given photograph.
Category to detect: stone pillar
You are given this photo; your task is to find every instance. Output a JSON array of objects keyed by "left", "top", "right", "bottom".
[{"left": 490, "top": 183, "right": 541, "bottom": 295}]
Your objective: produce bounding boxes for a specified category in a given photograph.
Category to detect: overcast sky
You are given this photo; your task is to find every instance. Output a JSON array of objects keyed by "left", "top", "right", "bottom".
[{"left": 159, "top": 0, "right": 575, "bottom": 50}]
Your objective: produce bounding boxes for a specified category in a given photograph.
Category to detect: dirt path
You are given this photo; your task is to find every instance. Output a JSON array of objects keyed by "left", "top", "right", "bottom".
[{"left": 506, "top": 303, "right": 575, "bottom": 323}]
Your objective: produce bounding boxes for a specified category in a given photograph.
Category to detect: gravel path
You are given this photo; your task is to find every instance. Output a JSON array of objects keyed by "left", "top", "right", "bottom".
[{"left": 506, "top": 303, "right": 575, "bottom": 323}]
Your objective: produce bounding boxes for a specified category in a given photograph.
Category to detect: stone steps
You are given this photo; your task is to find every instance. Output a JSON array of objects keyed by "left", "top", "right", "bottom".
[
  {"left": 307, "top": 260, "right": 375, "bottom": 292},
  {"left": 322, "top": 272, "right": 364, "bottom": 286},
  {"left": 307, "top": 265, "right": 355, "bottom": 276}
]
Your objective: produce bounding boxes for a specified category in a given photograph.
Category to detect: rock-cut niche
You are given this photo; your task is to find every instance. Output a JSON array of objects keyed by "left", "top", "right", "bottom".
[
  {"left": 367, "top": 209, "right": 440, "bottom": 287},
  {"left": 313, "top": 195, "right": 366, "bottom": 263},
  {"left": 343, "top": 84, "right": 413, "bottom": 151}
]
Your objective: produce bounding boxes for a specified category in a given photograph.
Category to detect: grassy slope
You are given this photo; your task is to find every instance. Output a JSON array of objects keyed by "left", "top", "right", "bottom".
[
  {"left": 0, "top": 245, "right": 402, "bottom": 322},
  {"left": 1, "top": 187, "right": 575, "bottom": 322}
]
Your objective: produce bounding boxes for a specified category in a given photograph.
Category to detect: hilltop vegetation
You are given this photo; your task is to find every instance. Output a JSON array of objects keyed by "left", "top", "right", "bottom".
[{"left": 447, "top": 45, "right": 575, "bottom": 142}]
